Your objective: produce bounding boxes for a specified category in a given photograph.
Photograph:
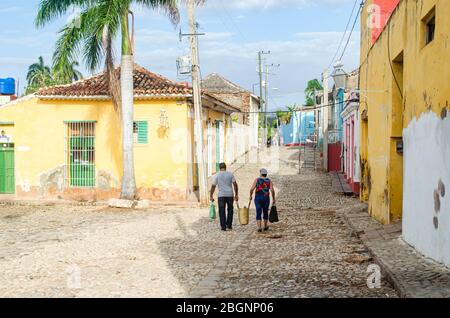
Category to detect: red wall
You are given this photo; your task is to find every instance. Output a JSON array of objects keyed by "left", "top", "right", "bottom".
[{"left": 371, "top": 0, "right": 401, "bottom": 44}]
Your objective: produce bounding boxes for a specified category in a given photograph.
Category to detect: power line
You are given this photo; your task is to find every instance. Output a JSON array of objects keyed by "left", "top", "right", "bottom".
[
  {"left": 237, "top": 97, "right": 359, "bottom": 114},
  {"left": 387, "top": 22, "right": 403, "bottom": 100},
  {"left": 327, "top": 0, "right": 360, "bottom": 70},
  {"left": 217, "top": 1, "right": 250, "bottom": 43},
  {"left": 339, "top": 1, "right": 364, "bottom": 61}
]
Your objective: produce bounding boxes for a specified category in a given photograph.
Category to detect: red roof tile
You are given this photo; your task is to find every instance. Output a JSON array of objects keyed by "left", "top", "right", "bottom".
[{"left": 37, "top": 64, "right": 192, "bottom": 98}]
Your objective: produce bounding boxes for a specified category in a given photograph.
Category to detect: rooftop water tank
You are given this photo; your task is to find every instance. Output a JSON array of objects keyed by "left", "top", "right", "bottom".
[{"left": 0, "top": 78, "right": 15, "bottom": 95}]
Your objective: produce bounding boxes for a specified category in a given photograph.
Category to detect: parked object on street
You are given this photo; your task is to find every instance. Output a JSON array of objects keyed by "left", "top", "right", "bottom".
[
  {"left": 269, "top": 205, "right": 279, "bottom": 223},
  {"left": 237, "top": 200, "right": 250, "bottom": 225}
]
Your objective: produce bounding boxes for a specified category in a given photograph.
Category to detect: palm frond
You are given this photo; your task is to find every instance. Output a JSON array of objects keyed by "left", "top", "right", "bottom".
[
  {"left": 134, "top": 0, "right": 182, "bottom": 25},
  {"left": 35, "top": 0, "right": 96, "bottom": 27}
]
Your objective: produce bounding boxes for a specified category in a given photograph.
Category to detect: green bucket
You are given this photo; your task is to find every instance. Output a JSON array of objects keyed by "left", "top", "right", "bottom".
[{"left": 209, "top": 202, "right": 216, "bottom": 220}]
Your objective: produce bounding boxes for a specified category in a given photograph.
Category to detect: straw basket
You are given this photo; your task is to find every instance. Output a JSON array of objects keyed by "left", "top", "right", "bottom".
[{"left": 237, "top": 200, "right": 251, "bottom": 225}]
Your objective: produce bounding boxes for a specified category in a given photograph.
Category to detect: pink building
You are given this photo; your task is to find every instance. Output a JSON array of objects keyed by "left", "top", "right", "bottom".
[{"left": 341, "top": 72, "right": 360, "bottom": 195}]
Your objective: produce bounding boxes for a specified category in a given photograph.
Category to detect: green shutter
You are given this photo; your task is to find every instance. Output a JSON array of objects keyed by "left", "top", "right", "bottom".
[{"left": 137, "top": 121, "right": 148, "bottom": 144}]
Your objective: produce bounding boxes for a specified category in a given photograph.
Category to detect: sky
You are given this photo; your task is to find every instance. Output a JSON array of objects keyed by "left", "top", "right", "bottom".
[{"left": 0, "top": 0, "right": 361, "bottom": 110}]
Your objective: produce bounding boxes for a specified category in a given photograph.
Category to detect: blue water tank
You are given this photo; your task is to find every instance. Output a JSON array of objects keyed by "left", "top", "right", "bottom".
[{"left": 0, "top": 78, "right": 15, "bottom": 95}]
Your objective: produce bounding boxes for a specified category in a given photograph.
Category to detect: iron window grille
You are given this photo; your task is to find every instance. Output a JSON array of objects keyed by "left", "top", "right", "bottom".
[{"left": 64, "top": 121, "right": 96, "bottom": 188}]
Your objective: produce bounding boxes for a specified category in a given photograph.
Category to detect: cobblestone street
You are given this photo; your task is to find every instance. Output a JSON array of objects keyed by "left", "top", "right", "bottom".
[{"left": 0, "top": 147, "right": 397, "bottom": 298}]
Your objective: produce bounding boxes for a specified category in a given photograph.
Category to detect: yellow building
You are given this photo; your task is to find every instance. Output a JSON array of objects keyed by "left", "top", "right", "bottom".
[
  {"left": 0, "top": 64, "right": 239, "bottom": 201},
  {"left": 360, "top": 0, "right": 450, "bottom": 266}
]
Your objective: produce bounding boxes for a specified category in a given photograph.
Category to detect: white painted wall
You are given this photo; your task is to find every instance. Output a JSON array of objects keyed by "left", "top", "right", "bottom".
[
  {"left": 292, "top": 111, "right": 301, "bottom": 144},
  {"left": 354, "top": 110, "right": 361, "bottom": 183},
  {"left": 250, "top": 97, "right": 259, "bottom": 148},
  {"left": 403, "top": 112, "right": 450, "bottom": 267},
  {"left": 226, "top": 122, "right": 252, "bottom": 164}
]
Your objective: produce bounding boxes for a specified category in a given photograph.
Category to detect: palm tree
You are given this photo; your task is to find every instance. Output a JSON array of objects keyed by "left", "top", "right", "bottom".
[
  {"left": 53, "top": 59, "right": 84, "bottom": 84},
  {"left": 35, "top": 0, "right": 180, "bottom": 200},
  {"left": 304, "top": 79, "right": 323, "bottom": 106},
  {"left": 26, "top": 56, "right": 54, "bottom": 93},
  {"left": 275, "top": 105, "right": 296, "bottom": 125}
]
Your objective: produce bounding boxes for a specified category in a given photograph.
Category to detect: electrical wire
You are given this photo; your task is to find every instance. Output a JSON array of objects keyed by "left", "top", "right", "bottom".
[
  {"left": 236, "top": 97, "right": 359, "bottom": 114},
  {"left": 217, "top": 1, "right": 250, "bottom": 43},
  {"left": 339, "top": 1, "right": 364, "bottom": 61},
  {"left": 387, "top": 21, "right": 403, "bottom": 100},
  {"left": 327, "top": 0, "right": 360, "bottom": 70}
]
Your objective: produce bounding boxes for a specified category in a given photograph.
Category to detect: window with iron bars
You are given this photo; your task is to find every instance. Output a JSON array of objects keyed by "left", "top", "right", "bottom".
[{"left": 65, "top": 121, "right": 96, "bottom": 188}]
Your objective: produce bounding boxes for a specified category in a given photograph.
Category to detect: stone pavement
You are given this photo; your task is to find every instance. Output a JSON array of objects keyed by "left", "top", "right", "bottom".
[
  {"left": 208, "top": 147, "right": 397, "bottom": 298},
  {"left": 0, "top": 146, "right": 398, "bottom": 298},
  {"left": 339, "top": 203, "right": 450, "bottom": 298}
]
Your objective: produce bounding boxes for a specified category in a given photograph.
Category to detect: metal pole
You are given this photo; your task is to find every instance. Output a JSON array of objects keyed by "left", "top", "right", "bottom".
[
  {"left": 323, "top": 69, "right": 329, "bottom": 172},
  {"left": 265, "top": 65, "right": 269, "bottom": 142},
  {"left": 188, "top": 0, "right": 208, "bottom": 206},
  {"left": 258, "top": 52, "right": 265, "bottom": 147}
]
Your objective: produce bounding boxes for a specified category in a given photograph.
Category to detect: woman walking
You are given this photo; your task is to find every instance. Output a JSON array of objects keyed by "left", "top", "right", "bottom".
[{"left": 249, "top": 168, "right": 276, "bottom": 232}]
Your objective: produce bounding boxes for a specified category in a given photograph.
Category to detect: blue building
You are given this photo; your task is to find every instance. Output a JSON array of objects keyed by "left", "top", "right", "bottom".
[{"left": 281, "top": 109, "right": 315, "bottom": 146}]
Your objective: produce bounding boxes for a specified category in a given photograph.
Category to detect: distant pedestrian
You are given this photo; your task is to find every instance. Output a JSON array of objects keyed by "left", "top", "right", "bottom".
[
  {"left": 0, "top": 130, "right": 10, "bottom": 143},
  {"left": 249, "top": 168, "right": 276, "bottom": 232},
  {"left": 210, "top": 163, "right": 239, "bottom": 231}
]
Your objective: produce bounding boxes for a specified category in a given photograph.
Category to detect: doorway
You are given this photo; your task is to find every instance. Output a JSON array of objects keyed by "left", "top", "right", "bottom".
[
  {"left": 0, "top": 143, "right": 14, "bottom": 194},
  {"left": 216, "top": 121, "right": 225, "bottom": 172}
]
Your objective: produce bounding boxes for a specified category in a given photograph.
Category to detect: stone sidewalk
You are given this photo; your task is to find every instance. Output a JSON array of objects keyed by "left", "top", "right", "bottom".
[
  {"left": 339, "top": 203, "right": 450, "bottom": 298},
  {"left": 193, "top": 146, "right": 398, "bottom": 298}
]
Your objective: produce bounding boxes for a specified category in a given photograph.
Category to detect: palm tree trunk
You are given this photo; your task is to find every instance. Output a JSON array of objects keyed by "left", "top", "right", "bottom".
[{"left": 120, "top": 10, "right": 136, "bottom": 200}]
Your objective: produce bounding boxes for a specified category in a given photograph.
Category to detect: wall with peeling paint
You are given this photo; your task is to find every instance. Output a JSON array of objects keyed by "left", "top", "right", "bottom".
[
  {"left": 360, "top": 0, "right": 407, "bottom": 224},
  {"left": 0, "top": 96, "right": 193, "bottom": 201},
  {"left": 360, "top": 0, "right": 450, "bottom": 265}
]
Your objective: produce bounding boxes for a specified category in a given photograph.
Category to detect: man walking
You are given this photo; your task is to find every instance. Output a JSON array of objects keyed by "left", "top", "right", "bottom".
[{"left": 210, "top": 163, "right": 239, "bottom": 231}]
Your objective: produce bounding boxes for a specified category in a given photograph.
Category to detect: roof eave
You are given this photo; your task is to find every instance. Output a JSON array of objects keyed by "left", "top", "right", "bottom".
[
  {"left": 37, "top": 94, "right": 192, "bottom": 101},
  {"left": 201, "top": 94, "right": 241, "bottom": 114}
]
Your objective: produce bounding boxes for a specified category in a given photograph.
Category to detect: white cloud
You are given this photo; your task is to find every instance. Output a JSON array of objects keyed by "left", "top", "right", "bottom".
[
  {"left": 0, "top": 6, "right": 22, "bottom": 13},
  {"left": 0, "top": 57, "right": 35, "bottom": 65},
  {"left": 206, "top": 0, "right": 355, "bottom": 11},
  {"left": 132, "top": 27, "right": 360, "bottom": 108}
]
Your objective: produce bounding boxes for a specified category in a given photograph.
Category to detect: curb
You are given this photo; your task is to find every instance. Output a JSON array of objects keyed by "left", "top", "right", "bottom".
[{"left": 338, "top": 210, "right": 408, "bottom": 298}]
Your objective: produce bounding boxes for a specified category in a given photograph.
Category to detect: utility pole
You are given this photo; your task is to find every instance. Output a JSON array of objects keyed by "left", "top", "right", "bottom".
[
  {"left": 188, "top": 0, "right": 207, "bottom": 206},
  {"left": 258, "top": 51, "right": 270, "bottom": 147},
  {"left": 322, "top": 69, "right": 329, "bottom": 172},
  {"left": 265, "top": 64, "right": 269, "bottom": 133},
  {"left": 264, "top": 63, "right": 280, "bottom": 145}
]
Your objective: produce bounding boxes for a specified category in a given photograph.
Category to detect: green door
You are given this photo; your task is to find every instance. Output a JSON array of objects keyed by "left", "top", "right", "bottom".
[{"left": 0, "top": 143, "right": 15, "bottom": 194}]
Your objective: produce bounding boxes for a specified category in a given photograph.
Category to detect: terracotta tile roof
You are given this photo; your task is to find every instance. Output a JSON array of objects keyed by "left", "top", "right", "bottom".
[
  {"left": 36, "top": 64, "right": 192, "bottom": 98},
  {"left": 202, "top": 73, "right": 248, "bottom": 94}
]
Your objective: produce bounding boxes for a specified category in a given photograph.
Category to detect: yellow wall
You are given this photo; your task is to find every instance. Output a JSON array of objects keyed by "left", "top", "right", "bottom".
[
  {"left": 133, "top": 100, "right": 189, "bottom": 199},
  {"left": 360, "top": 0, "right": 449, "bottom": 223},
  {"left": 190, "top": 106, "right": 231, "bottom": 188},
  {"left": 0, "top": 96, "right": 190, "bottom": 200}
]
